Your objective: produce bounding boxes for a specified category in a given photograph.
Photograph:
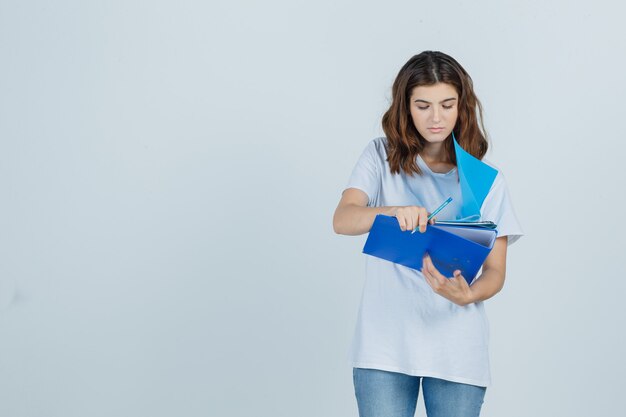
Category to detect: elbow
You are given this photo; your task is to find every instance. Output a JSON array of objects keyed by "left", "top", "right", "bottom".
[
  {"left": 497, "top": 272, "right": 506, "bottom": 293},
  {"left": 333, "top": 209, "right": 352, "bottom": 235},
  {"left": 333, "top": 205, "right": 365, "bottom": 236},
  {"left": 333, "top": 215, "right": 345, "bottom": 235}
]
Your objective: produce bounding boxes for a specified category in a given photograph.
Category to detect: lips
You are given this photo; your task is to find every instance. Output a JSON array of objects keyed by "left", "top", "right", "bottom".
[{"left": 428, "top": 127, "right": 444, "bottom": 132}]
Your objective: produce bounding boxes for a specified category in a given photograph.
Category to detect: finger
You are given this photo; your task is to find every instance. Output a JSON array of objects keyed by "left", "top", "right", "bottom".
[
  {"left": 418, "top": 208, "right": 428, "bottom": 233},
  {"left": 453, "top": 270, "right": 468, "bottom": 286},
  {"left": 396, "top": 214, "right": 406, "bottom": 231},
  {"left": 422, "top": 256, "right": 433, "bottom": 276},
  {"left": 429, "top": 216, "right": 436, "bottom": 225},
  {"left": 423, "top": 264, "right": 445, "bottom": 294},
  {"left": 423, "top": 259, "right": 443, "bottom": 289},
  {"left": 421, "top": 263, "right": 437, "bottom": 290},
  {"left": 423, "top": 271, "right": 437, "bottom": 291},
  {"left": 423, "top": 254, "right": 434, "bottom": 274},
  {"left": 422, "top": 255, "right": 434, "bottom": 277},
  {"left": 424, "top": 255, "right": 445, "bottom": 282},
  {"left": 423, "top": 254, "right": 434, "bottom": 272},
  {"left": 410, "top": 206, "right": 419, "bottom": 231},
  {"left": 407, "top": 215, "right": 415, "bottom": 233}
]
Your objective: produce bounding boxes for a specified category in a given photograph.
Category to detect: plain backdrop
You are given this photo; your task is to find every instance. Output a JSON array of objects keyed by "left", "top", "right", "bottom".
[{"left": 1, "top": 0, "right": 625, "bottom": 416}]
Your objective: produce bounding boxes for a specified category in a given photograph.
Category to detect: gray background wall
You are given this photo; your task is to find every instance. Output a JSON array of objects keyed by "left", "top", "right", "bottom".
[{"left": 1, "top": 0, "right": 624, "bottom": 416}]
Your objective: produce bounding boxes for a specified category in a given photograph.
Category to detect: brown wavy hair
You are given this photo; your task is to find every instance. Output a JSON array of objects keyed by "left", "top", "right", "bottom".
[{"left": 382, "top": 51, "right": 489, "bottom": 175}]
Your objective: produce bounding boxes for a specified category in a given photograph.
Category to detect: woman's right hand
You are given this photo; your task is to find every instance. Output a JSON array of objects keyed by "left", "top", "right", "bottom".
[
  {"left": 333, "top": 189, "right": 435, "bottom": 236},
  {"left": 391, "top": 206, "right": 435, "bottom": 233}
]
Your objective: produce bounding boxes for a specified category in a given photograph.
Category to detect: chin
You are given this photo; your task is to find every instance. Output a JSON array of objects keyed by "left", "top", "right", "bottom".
[{"left": 423, "top": 135, "right": 449, "bottom": 143}]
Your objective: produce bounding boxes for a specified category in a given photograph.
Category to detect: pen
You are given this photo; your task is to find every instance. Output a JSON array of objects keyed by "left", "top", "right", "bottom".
[{"left": 411, "top": 197, "right": 453, "bottom": 234}]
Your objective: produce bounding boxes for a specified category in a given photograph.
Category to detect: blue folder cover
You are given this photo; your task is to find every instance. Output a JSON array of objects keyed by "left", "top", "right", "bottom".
[{"left": 363, "top": 214, "right": 497, "bottom": 285}]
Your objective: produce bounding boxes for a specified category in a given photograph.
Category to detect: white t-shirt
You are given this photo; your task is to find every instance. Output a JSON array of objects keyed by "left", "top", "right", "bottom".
[{"left": 344, "top": 137, "right": 523, "bottom": 387}]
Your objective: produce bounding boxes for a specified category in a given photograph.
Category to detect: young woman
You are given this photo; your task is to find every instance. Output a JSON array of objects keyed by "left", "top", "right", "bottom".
[{"left": 333, "top": 51, "right": 523, "bottom": 417}]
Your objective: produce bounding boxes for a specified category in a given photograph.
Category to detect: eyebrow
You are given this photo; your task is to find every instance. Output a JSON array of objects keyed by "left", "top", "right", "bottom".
[{"left": 413, "top": 97, "right": 457, "bottom": 104}]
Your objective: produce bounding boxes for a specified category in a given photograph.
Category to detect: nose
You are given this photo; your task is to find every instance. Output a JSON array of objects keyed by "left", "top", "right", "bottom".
[{"left": 432, "top": 107, "right": 441, "bottom": 123}]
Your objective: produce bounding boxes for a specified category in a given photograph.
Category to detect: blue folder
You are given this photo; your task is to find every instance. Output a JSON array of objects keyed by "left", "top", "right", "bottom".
[{"left": 363, "top": 214, "right": 497, "bottom": 285}]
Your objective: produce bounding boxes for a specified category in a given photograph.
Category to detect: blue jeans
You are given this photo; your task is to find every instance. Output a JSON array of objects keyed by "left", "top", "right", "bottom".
[{"left": 353, "top": 368, "right": 486, "bottom": 417}]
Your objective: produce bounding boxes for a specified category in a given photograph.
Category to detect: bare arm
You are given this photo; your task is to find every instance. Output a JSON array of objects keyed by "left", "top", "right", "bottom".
[
  {"left": 332, "top": 188, "right": 396, "bottom": 235},
  {"left": 422, "top": 236, "right": 508, "bottom": 306},
  {"left": 333, "top": 188, "right": 433, "bottom": 236},
  {"left": 463, "top": 236, "right": 507, "bottom": 303}
]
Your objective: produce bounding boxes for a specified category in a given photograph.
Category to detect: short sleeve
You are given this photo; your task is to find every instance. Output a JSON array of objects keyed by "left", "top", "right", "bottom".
[
  {"left": 480, "top": 171, "right": 524, "bottom": 246},
  {"left": 344, "top": 139, "right": 382, "bottom": 207}
]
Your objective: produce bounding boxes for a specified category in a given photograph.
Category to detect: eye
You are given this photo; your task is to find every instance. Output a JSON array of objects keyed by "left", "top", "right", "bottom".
[
  {"left": 443, "top": 105, "right": 454, "bottom": 109},
  {"left": 417, "top": 106, "right": 429, "bottom": 110}
]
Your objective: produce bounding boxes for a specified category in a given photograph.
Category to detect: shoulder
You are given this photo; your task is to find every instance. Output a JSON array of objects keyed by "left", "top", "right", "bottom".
[
  {"left": 363, "top": 137, "right": 389, "bottom": 160},
  {"left": 365, "top": 136, "right": 388, "bottom": 151}
]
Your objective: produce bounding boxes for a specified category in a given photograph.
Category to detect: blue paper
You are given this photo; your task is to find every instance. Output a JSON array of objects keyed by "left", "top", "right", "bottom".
[{"left": 452, "top": 133, "right": 498, "bottom": 220}]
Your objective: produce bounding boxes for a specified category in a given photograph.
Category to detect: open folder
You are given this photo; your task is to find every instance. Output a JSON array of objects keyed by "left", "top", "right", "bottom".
[{"left": 362, "top": 214, "right": 497, "bottom": 285}]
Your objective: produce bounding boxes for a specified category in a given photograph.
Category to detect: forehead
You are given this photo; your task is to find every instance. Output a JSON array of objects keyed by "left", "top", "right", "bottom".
[{"left": 410, "top": 83, "right": 458, "bottom": 99}]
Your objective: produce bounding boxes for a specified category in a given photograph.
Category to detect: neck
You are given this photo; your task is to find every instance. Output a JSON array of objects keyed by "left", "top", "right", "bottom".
[{"left": 420, "top": 142, "right": 447, "bottom": 162}]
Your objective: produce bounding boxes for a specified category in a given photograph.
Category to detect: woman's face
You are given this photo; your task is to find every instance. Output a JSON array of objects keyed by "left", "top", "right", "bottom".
[{"left": 409, "top": 82, "right": 459, "bottom": 144}]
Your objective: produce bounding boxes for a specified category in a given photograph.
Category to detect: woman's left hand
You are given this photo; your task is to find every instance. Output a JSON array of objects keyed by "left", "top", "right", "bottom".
[{"left": 421, "top": 254, "right": 475, "bottom": 306}]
